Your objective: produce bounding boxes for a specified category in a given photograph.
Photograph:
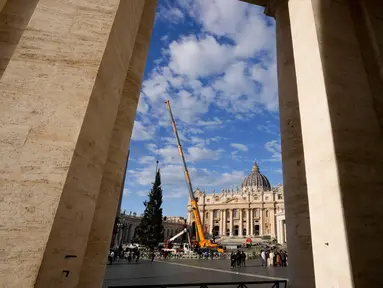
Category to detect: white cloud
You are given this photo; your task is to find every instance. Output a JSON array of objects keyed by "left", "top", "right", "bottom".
[
  {"left": 187, "top": 146, "right": 223, "bottom": 162},
  {"left": 169, "top": 35, "right": 233, "bottom": 78},
  {"left": 161, "top": 35, "right": 169, "bottom": 42},
  {"left": 123, "top": 188, "right": 129, "bottom": 196},
  {"left": 264, "top": 140, "right": 281, "bottom": 162},
  {"left": 131, "top": 120, "right": 154, "bottom": 141},
  {"left": 137, "top": 190, "right": 149, "bottom": 197},
  {"left": 230, "top": 143, "right": 248, "bottom": 152},
  {"left": 127, "top": 163, "right": 247, "bottom": 198},
  {"left": 157, "top": 5, "right": 185, "bottom": 24},
  {"left": 137, "top": 94, "right": 149, "bottom": 114},
  {"left": 197, "top": 118, "right": 223, "bottom": 127},
  {"left": 138, "top": 155, "right": 156, "bottom": 165},
  {"left": 257, "top": 121, "right": 280, "bottom": 135},
  {"left": 140, "top": 1, "right": 278, "bottom": 123}
]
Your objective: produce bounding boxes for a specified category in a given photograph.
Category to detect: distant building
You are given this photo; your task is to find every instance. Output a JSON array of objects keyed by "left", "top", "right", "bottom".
[
  {"left": 187, "top": 162, "right": 286, "bottom": 244},
  {"left": 114, "top": 212, "right": 186, "bottom": 245}
]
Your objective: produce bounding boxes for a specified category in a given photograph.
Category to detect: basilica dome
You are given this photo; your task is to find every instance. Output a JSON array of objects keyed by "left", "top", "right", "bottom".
[{"left": 241, "top": 162, "right": 271, "bottom": 191}]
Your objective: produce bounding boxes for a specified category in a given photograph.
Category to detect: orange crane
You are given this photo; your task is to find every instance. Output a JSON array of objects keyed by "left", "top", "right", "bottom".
[{"left": 165, "top": 100, "right": 223, "bottom": 253}]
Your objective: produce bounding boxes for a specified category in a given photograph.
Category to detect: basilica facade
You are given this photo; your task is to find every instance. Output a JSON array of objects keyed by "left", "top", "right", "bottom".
[{"left": 187, "top": 162, "right": 286, "bottom": 244}]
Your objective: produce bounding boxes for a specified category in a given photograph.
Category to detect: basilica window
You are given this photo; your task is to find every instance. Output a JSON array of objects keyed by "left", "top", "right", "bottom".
[
  {"left": 206, "top": 198, "right": 210, "bottom": 202},
  {"left": 233, "top": 209, "right": 238, "bottom": 218},
  {"left": 206, "top": 212, "right": 209, "bottom": 218},
  {"left": 213, "top": 210, "right": 219, "bottom": 218},
  {"left": 254, "top": 208, "right": 259, "bottom": 218},
  {"left": 243, "top": 210, "right": 246, "bottom": 218},
  {"left": 278, "top": 194, "right": 283, "bottom": 200},
  {"left": 265, "top": 210, "right": 269, "bottom": 217}
]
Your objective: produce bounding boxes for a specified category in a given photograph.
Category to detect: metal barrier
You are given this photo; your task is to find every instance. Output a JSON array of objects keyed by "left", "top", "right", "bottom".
[{"left": 108, "top": 280, "right": 288, "bottom": 288}]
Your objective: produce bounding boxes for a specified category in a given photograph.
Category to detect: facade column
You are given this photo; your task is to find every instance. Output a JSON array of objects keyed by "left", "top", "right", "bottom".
[
  {"left": 229, "top": 209, "right": 233, "bottom": 236},
  {"left": 246, "top": 209, "right": 250, "bottom": 236},
  {"left": 287, "top": 0, "right": 383, "bottom": 287},
  {"left": 239, "top": 209, "right": 243, "bottom": 237},
  {"left": 250, "top": 209, "right": 254, "bottom": 236},
  {"left": 270, "top": 208, "right": 275, "bottom": 239},
  {"left": 259, "top": 208, "right": 263, "bottom": 236},
  {"left": 209, "top": 210, "right": 214, "bottom": 235},
  {"left": 219, "top": 210, "right": 224, "bottom": 236},
  {"left": 276, "top": 219, "right": 282, "bottom": 244}
]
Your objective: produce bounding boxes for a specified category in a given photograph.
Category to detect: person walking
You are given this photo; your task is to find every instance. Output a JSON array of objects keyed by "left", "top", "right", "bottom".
[
  {"left": 260, "top": 250, "right": 266, "bottom": 267},
  {"left": 136, "top": 249, "right": 140, "bottom": 263},
  {"left": 236, "top": 251, "right": 242, "bottom": 267},
  {"left": 281, "top": 251, "right": 287, "bottom": 267},
  {"left": 268, "top": 250, "right": 274, "bottom": 267},
  {"left": 276, "top": 252, "right": 281, "bottom": 267},
  {"left": 230, "top": 252, "right": 235, "bottom": 268},
  {"left": 108, "top": 250, "right": 114, "bottom": 265},
  {"left": 151, "top": 250, "right": 155, "bottom": 262},
  {"left": 241, "top": 251, "right": 246, "bottom": 267}
]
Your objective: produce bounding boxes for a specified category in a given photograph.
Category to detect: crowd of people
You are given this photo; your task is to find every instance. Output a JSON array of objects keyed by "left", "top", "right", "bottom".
[
  {"left": 260, "top": 249, "right": 287, "bottom": 267},
  {"left": 107, "top": 243, "right": 288, "bottom": 269},
  {"left": 108, "top": 244, "right": 141, "bottom": 265},
  {"left": 230, "top": 251, "right": 246, "bottom": 268}
]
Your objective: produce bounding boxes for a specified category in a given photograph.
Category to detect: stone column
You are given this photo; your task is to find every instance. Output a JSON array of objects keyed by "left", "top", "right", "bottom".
[
  {"left": 276, "top": 219, "right": 282, "bottom": 244},
  {"left": 239, "top": 209, "right": 243, "bottom": 237},
  {"left": 222, "top": 210, "right": 226, "bottom": 236},
  {"left": 229, "top": 209, "right": 233, "bottom": 236},
  {"left": 259, "top": 0, "right": 317, "bottom": 286},
  {"left": 250, "top": 209, "right": 254, "bottom": 236},
  {"left": 288, "top": 0, "right": 383, "bottom": 287},
  {"left": 219, "top": 210, "right": 224, "bottom": 236},
  {"left": 209, "top": 210, "right": 214, "bottom": 235},
  {"left": 259, "top": 208, "right": 263, "bottom": 236},
  {"left": 77, "top": 2, "right": 157, "bottom": 287},
  {"left": 270, "top": 208, "right": 276, "bottom": 238},
  {"left": 246, "top": 209, "right": 250, "bottom": 236},
  {"left": 0, "top": 0, "right": 150, "bottom": 287}
]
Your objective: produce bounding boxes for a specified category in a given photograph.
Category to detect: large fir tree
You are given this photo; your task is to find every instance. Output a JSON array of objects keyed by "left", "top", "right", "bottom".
[{"left": 135, "top": 168, "right": 164, "bottom": 248}]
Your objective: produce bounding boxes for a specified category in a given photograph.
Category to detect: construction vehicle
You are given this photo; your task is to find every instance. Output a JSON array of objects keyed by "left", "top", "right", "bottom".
[
  {"left": 165, "top": 100, "right": 224, "bottom": 253},
  {"left": 163, "top": 228, "right": 193, "bottom": 253}
]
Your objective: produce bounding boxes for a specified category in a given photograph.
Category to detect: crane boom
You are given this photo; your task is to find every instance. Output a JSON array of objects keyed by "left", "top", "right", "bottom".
[{"left": 165, "top": 100, "right": 205, "bottom": 243}]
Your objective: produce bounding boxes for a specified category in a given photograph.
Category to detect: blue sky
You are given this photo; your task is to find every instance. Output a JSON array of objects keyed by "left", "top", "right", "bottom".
[{"left": 121, "top": 0, "right": 282, "bottom": 217}]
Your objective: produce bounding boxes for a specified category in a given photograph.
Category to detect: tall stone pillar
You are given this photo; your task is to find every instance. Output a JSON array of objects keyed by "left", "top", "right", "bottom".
[
  {"left": 288, "top": 0, "right": 383, "bottom": 287},
  {"left": 222, "top": 210, "right": 227, "bottom": 236},
  {"left": 0, "top": 0, "right": 149, "bottom": 287},
  {"left": 259, "top": 208, "right": 263, "bottom": 236},
  {"left": 246, "top": 209, "right": 250, "bottom": 236},
  {"left": 79, "top": 1, "right": 157, "bottom": 287},
  {"left": 239, "top": 209, "right": 243, "bottom": 237},
  {"left": 270, "top": 0, "right": 317, "bottom": 287},
  {"left": 250, "top": 209, "right": 254, "bottom": 236},
  {"left": 270, "top": 208, "right": 275, "bottom": 238},
  {"left": 229, "top": 209, "right": 233, "bottom": 236},
  {"left": 209, "top": 210, "right": 214, "bottom": 235},
  {"left": 219, "top": 210, "right": 224, "bottom": 236}
]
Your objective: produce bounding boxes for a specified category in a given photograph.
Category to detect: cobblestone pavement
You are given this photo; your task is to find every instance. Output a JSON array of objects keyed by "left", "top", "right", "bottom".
[{"left": 103, "top": 258, "right": 288, "bottom": 288}]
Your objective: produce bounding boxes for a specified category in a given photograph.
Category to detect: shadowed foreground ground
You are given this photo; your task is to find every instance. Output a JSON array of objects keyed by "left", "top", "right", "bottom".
[{"left": 103, "top": 258, "right": 288, "bottom": 288}]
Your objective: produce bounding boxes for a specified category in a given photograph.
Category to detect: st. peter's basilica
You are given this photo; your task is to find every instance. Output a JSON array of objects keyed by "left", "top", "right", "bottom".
[{"left": 187, "top": 162, "right": 286, "bottom": 244}]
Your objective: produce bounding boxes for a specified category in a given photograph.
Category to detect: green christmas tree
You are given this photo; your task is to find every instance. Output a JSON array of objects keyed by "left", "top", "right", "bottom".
[{"left": 136, "top": 168, "right": 164, "bottom": 248}]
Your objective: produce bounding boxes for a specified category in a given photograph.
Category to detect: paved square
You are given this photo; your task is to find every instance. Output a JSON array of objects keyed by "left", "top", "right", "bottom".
[{"left": 103, "top": 259, "right": 288, "bottom": 288}]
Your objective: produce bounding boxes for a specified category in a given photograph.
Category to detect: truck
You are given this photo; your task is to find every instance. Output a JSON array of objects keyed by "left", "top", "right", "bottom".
[{"left": 165, "top": 100, "right": 224, "bottom": 253}]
